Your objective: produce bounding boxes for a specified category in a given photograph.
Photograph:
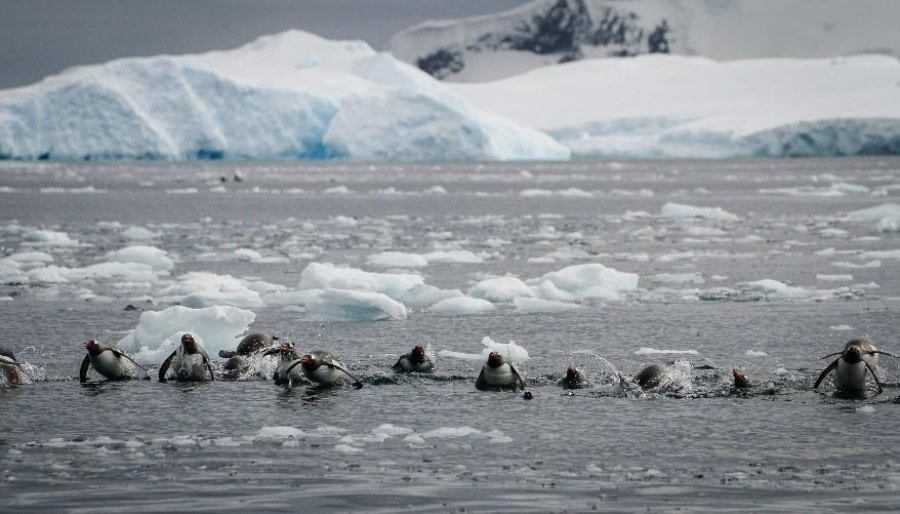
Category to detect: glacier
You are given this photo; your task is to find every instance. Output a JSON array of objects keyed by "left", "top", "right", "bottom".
[
  {"left": 451, "top": 54, "right": 900, "bottom": 158},
  {"left": 390, "top": 0, "right": 900, "bottom": 82},
  {"left": 0, "top": 30, "right": 568, "bottom": 161}
]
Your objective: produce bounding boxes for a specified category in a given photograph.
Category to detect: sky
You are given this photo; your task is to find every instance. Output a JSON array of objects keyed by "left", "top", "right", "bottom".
[{"left": 0, "top": 0, "right": 527, "bottom": 89}]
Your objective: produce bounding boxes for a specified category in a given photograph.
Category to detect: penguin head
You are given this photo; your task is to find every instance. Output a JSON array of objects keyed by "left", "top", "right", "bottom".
[
  {"left": 411, "top": 346, "right": 426, "bottom": 363},
  {"left": 566, "top": 366, "right": 578, "bottom": 381},
  {"left": 83, "top": 340, "right": 103, "bottom": 356},
  {"left": 181, "top": 333, "right": 199, "bottom": 354},
  {"left": 300, "top": 354, "right": 317, "bottom": 370},
  {"left": 487, "top": 351, "right": 503, "bottom": 368},
  {"left": 732, "top": 368, "right": 751, "bottom": 388},
  {"left": 843, "top": 345, "right": 863, "bottom": 364},
  {"left": 278, "top": 342, "right": 298, "bottom": 360}
]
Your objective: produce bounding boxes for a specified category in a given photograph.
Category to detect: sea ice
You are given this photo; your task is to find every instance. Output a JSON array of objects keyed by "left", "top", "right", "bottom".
[
  {"left": 306, "top": 288, "right": 407, "bottom": 321},
  {"left": 105, "top": 245, "right": 174, "bottom": 271},
  {"left": 117, "top": 305, "right": 256, "bottom": 363}
]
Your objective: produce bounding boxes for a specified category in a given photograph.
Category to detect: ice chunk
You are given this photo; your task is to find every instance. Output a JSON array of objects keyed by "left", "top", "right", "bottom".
[
  {"left": 429, "top": 296, "right": 495, "bottom": 314},
  {"left": 306, "top": 288, "right": 407, "bottom": 321},
  {"left": 468, "top": 276, "right": 535, "bottom": 303},
  {"left": 117, "top": 305, "right": 255, "bottom": 363},
  {"left": 299, "top": 262, "right": 423, "bottom": 300},
  {"left": 529, "top": 263, "right": 639, "bottom": 302},
  {"left": 105, "top": 245, "right": 174, "bottom": 271},
  {"left": 157, "top": 271, "right": 264, "bottom": 308},
  {"left": 661, "top": 202, "right": 740, "bottom": 222}
]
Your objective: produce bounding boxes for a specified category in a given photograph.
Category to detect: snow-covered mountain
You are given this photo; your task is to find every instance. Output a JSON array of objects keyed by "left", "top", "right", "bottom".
[
  {"left": 0, "top": 30, "right": 568, "bottom": 161},
  {"left": 390, "top": 0, "right": 900, "bottom": 82}
]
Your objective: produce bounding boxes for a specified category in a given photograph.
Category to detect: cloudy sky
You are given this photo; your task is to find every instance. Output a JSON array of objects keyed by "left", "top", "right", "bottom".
[{"left": 1, "top": 0, "right": 527, "bottom": 89}]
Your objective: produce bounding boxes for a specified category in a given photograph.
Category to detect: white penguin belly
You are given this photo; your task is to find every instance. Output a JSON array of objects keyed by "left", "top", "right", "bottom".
[
  {"left": 305, "top": 365, "right": 344, "bottom": 385},
  {"left": 834, "top": 360, "right": 868, "bottom": 392},
  {"left": 482, "top": 364, "right": 516, "bottom": 386},
  {"left": 93, "top": 352, "right": 135, "bottom": 379},
  {"left": 173, "top": 353, "right": 211, "bottom": 381}
]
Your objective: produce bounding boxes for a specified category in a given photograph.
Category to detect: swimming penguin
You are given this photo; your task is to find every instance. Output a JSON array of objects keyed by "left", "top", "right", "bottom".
[
  {"left": 814, "top": 338, "right": 894, "bottom": 395},
  {"left": 79, "top": 340, "right": 147, "bottom": 382},
  {"left": 632, "top": 363, "right": 667, "bottom": 390},
  {"left": 158, "top": 333, "right": 215, "bottom": 382},
  {"left": 218, "top": 332, "right": 278, "bottom": 359},
  {"left": 732, "top": 368, "right": 752, "bottom": 389},
  {"left": 0, "top": 345, "right": 23, "bottom": 385},
  {"left": 557, "top": 365, "right": 590, "bottom": 389},
  {"left": 269, "top": 342, "right": 308, "bottom": 386},
  {"left": 219, "top": 333, "right": 279, "bottom": 379},
  {"left": 392, "top": 345, "right": 435, "bottom": 373},
  {"left": 475, "top": 351, "right": 525, "bottom": 391},
  {"left": 299, "top": 351, "right": 363, "bottom": 388}
]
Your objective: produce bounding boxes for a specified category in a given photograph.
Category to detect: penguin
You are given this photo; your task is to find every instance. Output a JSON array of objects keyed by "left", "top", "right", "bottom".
[
  {"left": 475, "top": 351, "right": 525, "bottom": 391},
  {"left": 218, "top": 332, "right": 278, "bottom": 359},
  {"left": 158, "top": 333, "right": 215, "bottom": 382},
  {"left": 392, "top": 345, "right": 435, "bottom": 373},
  {"left": 557, "top": 365, "right": 590, "bottom": 389},
  {"left": 299, "top": 351, "right": 363, "bottom": 388},
  {"left": 732, "top": 368, "right": 751, "bottom": 389},
  {"left": 269, "top": 342, "right": 308, "bottom": 386},
  {"left": 219, "top": 332, "right": 279, "bottom": 379},
  {"left": 632, "top": 363, "right": 667, "bottom": 390},
  {"left": 79, "top": 340, "right": 148, "bottom": 382},
  {"left": 0, "top": 345, "right": 23, "bottom": 385},
  {"left": 814, "top": 338, "right": 894, "bottom": 395}
]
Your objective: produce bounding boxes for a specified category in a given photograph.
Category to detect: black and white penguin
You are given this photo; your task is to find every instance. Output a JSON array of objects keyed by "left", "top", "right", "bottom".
[
  {"left": 79, "top": 340, "right": 147, "bottom": 382},
  {"left": 392, "top": 345, "right": 435, "bottom": 373},
  {"left": 158, "top": 333, "right": 215, "bottom": 382},
  {"left": 557, "top": 365, "right": 590, "bottom": 389},
  {"left": 270, "top": 342, "right": 307, "bottom": 386},
  {"left": 299, "top": 351, "right": 363, "bottom": 388},
  {"left": 219, "top": 332, "right": 279, "bottom": 379},
  {"left": 0, "top": 345, "right": 23, "bottom": 385},
  {"left": 814, "top": 338, "right": 893, "bottom": 395},
  {"left": 475, "top": 351, "right": 525, "bottom": 391}
]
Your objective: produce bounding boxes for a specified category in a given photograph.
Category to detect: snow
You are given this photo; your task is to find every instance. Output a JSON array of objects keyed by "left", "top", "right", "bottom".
[
  {"left": 391, "top": 0, "right": 900, "bottom": 81},
  {"left": 0, "top": 30, "right": 567, "bottom": 161},
  {"left": 116, "top": 305, "right": 255, "bottom": 363},
  {"left": 452, "top": 54, "right": 900, "bottom": 158}
]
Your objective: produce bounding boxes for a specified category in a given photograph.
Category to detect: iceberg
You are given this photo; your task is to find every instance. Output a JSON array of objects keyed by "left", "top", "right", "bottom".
[
  {"left": 117, "top": 305, "right": 255, "bottom": 363},
  {"left": 452, "top": 54, "right": 900, "bottom": 158},
  {"left": 0, "top": 30, "right": 568, "bottom": 161}
]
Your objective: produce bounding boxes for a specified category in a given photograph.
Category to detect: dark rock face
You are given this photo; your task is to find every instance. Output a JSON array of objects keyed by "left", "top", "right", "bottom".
[{"left": 414, "top": 0, "right": 672, "bottom": 79}]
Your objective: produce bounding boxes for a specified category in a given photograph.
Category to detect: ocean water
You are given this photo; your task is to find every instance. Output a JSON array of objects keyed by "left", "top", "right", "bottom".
[{"left": 1, "top": 158, "right": 900, "bottom": 512}]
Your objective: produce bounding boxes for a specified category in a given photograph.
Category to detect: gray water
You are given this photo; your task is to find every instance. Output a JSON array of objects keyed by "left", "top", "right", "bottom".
[{"left": 2, "top": 158, "right": 900, "bottom": 512}]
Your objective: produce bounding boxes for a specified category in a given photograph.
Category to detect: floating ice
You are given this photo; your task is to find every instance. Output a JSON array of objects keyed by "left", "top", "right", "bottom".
[
  {"left": 122, "top": 226, "right": 160, "bottom": 240},
  {"left": 829, "top": 325, "right": 854, "bottom": 331},
  {"left": 366, "top": 251, "right": 429, "bottom": 268},
  {"left": 528, "top": 263, "right": 639, "bottom": 302},
  {"left": 105, "top": 245, "right": 174, "bottom": 271},
  {"left": 438, "top": 336, "right": 529, "bottom": 362},
  {"left": 22, "top": 230, "right": 80, "bottom": 247},
  {"left": 513, "top": 297, "right": 583, "bottom": 313},
  {"left": 739, "top": 279, "right": 809, "bottom": 299},
  {"left": 745, "top": 350, "right": 769, "bottom": 357},
  {"left": 117, "top": 305, "right": 255, "bottom": 363},
  {"left": 157, "top": 271, "right": 265, "bottom": 308},
  {"left": 6, "top": 251, "right": 54, "bottom": 264},
  {"left": 306, "top": 288, "right": 407, "bottom": 321},
  {"left": 255, "top": 426, "right": 305, "bottom": 440},
  {"left": 233, "top": 248, "right": 290, "bottom": 264},
  {"left": 660, "top": 202, "right": 740, "bottom": 222},
  {"left": 846, "top": 203, "right": 900, "bottom": 222},
  {"left": 429, "top": 296, "right": 496, "bottom": 314},
  {"left": 0, "top": 30, "right": 568, "bottom": 161},
  {"left": 299, "top": 262, "right": 423, "bottom": 300},
  {"left": 817, "top": 274, "right": 852, "bottom": 282},
  {"left": 468, "top": 276, "right": 535, "bottom": 303},
  {"left": 421, "top": 250, "right": 483, "bottom": 264}
]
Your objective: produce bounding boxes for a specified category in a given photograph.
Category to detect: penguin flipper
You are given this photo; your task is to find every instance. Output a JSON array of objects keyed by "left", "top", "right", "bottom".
[
  {"left": 79, "top": 354, "right": 92, "bottom": 382},
  {"left": 202, "top": 355, "right": 215, "bottom": 381},
  {"left": 218, "top": 349, "right": 238, "bottom": 359},
  {"left": 282, "top": 360, "right": 305, "bottom": 382},
  {"left": 111, "top": 349, "right": 150, "bottom": 374},
  {"left": 509, "top": 362, "right": 526, "bottom": 390},
  {"left": 475, "top": 369, "right": 487, "bottom": 391},
  {"left": 391, "top": 357, "right": 405, "bottom": 372},
  {"left": 864, "top": 361, "right": 884, "bottom": 394},
  {"left": 326, "top": 361, "right": 363, "bottom": 389},
  {"left": 813, "top": 359, "right": 839, "bottom": 390},
  {"left": 158, "top": 350, "right": 177, "bottom": 382},
  {"left": 820, "top": 351, "right": 843, "bottom": 360},
  {"left": 870, "top": 350, "right": 898, "bottom": 358}
]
